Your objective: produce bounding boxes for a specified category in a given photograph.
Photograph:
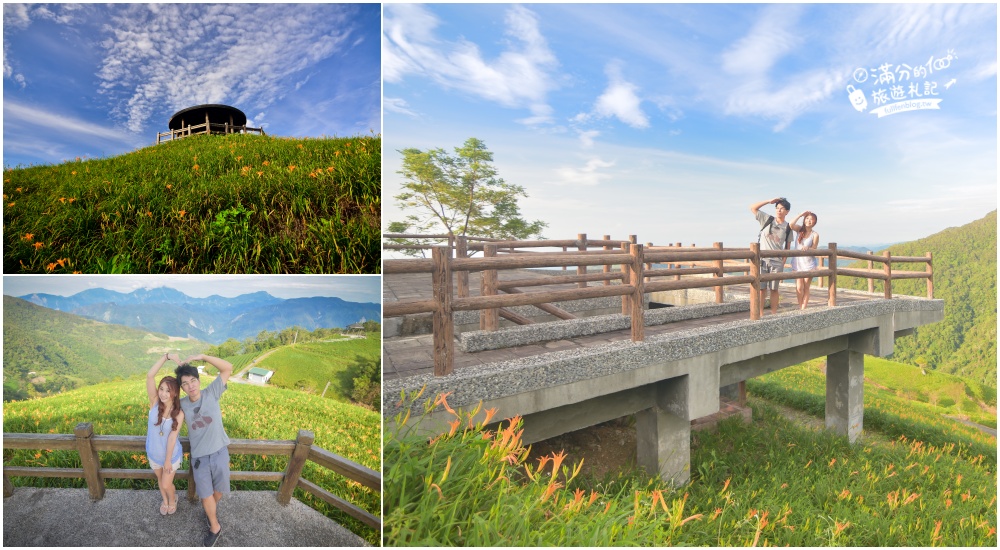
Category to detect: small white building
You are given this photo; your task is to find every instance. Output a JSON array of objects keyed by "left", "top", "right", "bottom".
[{"left": 247, "top": 367, "right": 274, "bottom": 384}]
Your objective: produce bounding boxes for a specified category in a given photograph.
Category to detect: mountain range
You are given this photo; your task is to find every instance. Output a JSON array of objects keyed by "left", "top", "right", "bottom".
[{"left": 17, "top": 288, "right": 380, "bottom": 344}]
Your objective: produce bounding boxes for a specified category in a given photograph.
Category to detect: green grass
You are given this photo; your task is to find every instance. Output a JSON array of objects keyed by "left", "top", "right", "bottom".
[
  {"left": 384, "top": 364, "right": 997, "bottom": 546},
  {"left": 259, "top": 335, "right": 380, "bottom": 400},
  {"left": 2, "top": 375, "right": 381, "bottom": 544},
  {"left": 3, "top": 133, "right": 380, "bottom": 273}
]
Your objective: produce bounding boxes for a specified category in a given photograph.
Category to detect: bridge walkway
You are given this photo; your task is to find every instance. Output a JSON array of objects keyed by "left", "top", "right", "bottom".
[
  {"left": 384, "top": 270, "right": 865, "bottom": 380},
  {"left": 2, "top": 488, "right": 368, "bottom": 547}
]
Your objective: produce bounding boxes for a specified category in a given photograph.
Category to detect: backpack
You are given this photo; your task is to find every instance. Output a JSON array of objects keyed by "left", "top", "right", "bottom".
[{"left": 758, "top": 215, "right": 791, "bottom": 250}]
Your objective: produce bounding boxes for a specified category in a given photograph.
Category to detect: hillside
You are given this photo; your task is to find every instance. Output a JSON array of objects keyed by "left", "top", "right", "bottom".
[
  {"left": 838, "top": 210, "right": 997, "bottom": 387},
  {"left": 385, "top": 360, "right": 996, "bottom": 546},
  {"left": 2, "top": 133, "right": 379, "bottom": 274},
  {"left": 2, "top": 296, "right": 206, "bottom": 400},
  {"left": 2, "top": 377, "right": 380, "bottom": 544},
  {"left": 255, "top": 335, "right": 381, "bottom": 400}
]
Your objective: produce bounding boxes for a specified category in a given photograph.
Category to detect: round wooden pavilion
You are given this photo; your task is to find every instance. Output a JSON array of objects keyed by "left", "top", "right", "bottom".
[{"left": 156, "top": 104, "right": 265, "bottom": 144}]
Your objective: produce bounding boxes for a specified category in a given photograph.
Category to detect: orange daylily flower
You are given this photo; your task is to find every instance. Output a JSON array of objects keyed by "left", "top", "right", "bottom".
[
  {"left": 22, "top": 233, "right": 33, "bottom": 241},
  {"left": 33, "top": 242, "right": 44, "bottom": 250},
  {"left": 178, "top": 210, "right": 187, "bottom": 217}
]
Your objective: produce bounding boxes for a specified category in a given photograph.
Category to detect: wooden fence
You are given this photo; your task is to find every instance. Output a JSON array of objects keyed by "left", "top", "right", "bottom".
[
  {"left": 3, "top": 423, "right": 381, "bottom": 530},
  {"left": 156, "top": 122, "right": 265, "bottom": 144},
  {"left": 383, "top": 233, "right": 933, "bottom": 377}
]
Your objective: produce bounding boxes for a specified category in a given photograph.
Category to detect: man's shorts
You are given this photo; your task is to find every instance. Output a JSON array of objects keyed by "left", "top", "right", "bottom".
[
  {"left": 759, "top": 259, "right": 784, "bottom": 291},
  {"left": 191, "top": 446, "right": 231, "bottom": 499}
]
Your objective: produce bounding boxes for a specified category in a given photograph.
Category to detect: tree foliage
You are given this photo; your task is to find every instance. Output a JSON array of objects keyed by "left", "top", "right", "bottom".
[
  {"left": 838, "top": 210, "right": 997, "bottom": 388},
  {"left": 388, "top": 138, "right": 546, "bottom": 255}
]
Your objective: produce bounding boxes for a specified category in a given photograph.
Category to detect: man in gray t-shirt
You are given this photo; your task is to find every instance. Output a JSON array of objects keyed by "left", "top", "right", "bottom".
[
  {"left": 176, "top": 354, "right": 234, "bottom": 547},
  {"left": 751, "top": 197, "right": 793, "bottom": 315}
]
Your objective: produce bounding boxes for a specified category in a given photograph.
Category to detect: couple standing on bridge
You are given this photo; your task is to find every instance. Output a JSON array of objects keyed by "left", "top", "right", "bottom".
[
  {"left": 751, "top": 197, "right": 821, "bottom": 314},
  {"left": 145, "top": 353, "right": 234, "bottom": 547}
]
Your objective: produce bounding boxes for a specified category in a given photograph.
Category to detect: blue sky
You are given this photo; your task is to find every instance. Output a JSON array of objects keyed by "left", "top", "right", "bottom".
[
  {"left": 383, "top": 3, "right": 997, "bottom": 249},
  {"left": 2, "top": 274, "right": 381, "bottom": 303},
  {"left": 3, "top": 3, "right": 380, "bottom": 167}
]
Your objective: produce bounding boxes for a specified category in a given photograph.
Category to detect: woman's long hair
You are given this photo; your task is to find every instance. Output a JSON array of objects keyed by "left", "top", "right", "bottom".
[
  {"left": 797, "top": 213, "right": 818, "bottom": 244},
  {"left": 155, "top": 376, "right": 182, "bottom": 432}
]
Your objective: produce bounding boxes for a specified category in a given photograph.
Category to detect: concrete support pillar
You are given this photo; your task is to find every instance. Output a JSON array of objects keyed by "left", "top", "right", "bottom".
[
  {"left": 719, "top": 383, "right": 740, "bottom": 402},
  {"left": 636, "top": 406, "right": 690, "bottom": 485},
  {"left": 826, "top": 349, "right": 864, "bottom": 442}
]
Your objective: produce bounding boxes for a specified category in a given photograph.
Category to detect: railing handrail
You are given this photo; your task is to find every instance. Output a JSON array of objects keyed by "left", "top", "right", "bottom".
[
  {"left": 383, "top": 235, "right": 934, "bottom": 376},
  {"left": 3, "top": 422, "right": 380, "bottom": 530}
]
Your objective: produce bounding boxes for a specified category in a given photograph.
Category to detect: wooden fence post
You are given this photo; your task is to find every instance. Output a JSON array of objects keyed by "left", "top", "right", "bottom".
[
  {"left": 562, "top": 246, "right": 567, "bottom": 270},
  {"left": 602, "top": 235, "right": 612, "bottom": 286},
  {"left": 749, "top": 243, "right": 761, "bottom": 320},
  {"left": 456, "top": 235, "right": 469, "bottom": 298},
  {"left": 74, "top": 422, "right": 105, "bottom": 501},
  {"left": 432, "top": 247, "right": 455, "bottom": 376},
  {"left": 644, "top": 242, "right": 653, "bottom": 283},
  {"left": 4, "top": 472, "right": 13, "bottom": 498},
  {"left": 828, "top": 243, "right": 838, "bottom": 307},
  {"left": 674, "top": 242, "right": 682, "bottom": 280},
  {"left": 577, "top": 233, "right": 588, "bottom": 288},
  {"left": 818, "top": 256, "right": 826, "bottom": 288},
  {"left": 713, "top": 242, "right": 724, "bottom": 303},
  {"left": 867, "top": 251, "right": 874, "bottom": 293},
  {"left": 926, "top": 252, "right": 933, "bottom": 299},
  {"left": 277, "top": 430, "right": 314, "bottom": 505},
  {"left": 629, "top": 244, "right": 645, "bottom": 342},
  {"left": 620, "top": 241, "right": 630, "bottom": 315},
  {"left": 481, "top": 244, "right": 499, "bottom": 331},
  {"left": 883, "top": 250, "right": 892, "bottom": 299}
]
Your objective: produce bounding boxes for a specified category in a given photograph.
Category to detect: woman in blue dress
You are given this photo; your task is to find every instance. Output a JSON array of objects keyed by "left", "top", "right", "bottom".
[{"left": 145, "top": 353, "right": 185, "bottom": 515}]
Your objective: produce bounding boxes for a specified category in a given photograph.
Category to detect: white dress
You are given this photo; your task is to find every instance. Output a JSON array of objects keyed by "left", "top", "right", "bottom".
[{"left": 792, "top": 232, "right": 818, "bottom": 272}]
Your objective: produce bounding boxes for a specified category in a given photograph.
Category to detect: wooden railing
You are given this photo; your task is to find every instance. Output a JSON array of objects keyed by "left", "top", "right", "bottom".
[
  {"left": 156, "top": 122, "right": 265, "bottom": 144},
  {"left": 384, "top": 234, "right": 934, "bottom": 376},
  {"left": 3, "top": 423, "right": 380, "bottom": 530}
]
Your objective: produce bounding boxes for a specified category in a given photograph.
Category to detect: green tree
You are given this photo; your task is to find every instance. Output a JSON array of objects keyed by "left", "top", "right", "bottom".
[{"left": 388, "top": 138, "right": 546, "bottom": 256}]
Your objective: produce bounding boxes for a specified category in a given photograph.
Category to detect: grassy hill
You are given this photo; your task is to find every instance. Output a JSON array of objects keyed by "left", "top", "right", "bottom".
[
  {"left": 256, "top": 335, "right": 380, "bottom": 400},
  {"left": 3, "top": 133, "right": 379, "bottom": 273},
  {"left": 3, "top": 295, "right": 207, "bottom": 400},
  {"left": 839, "top": 210, "right": 996, "bottom": 388},
  {"left": 2, "top": 376, "right": 380, "bottom": 544},
  {"left": 385, "top": 360, "right": 996, "bottom": 546}
]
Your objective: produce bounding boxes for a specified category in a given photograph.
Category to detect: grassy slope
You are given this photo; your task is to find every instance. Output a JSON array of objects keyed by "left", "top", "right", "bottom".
[
  {"left": 385, "top": 362, "right": 996, "bottom": 546},
  {"left": 3, "top": 133, "right": 379, "bottom": 273},
  {"left": 3, "top": 295, "right": 207, "bottom": 399},
  {"left": 257, "top": 335, "right": 380, "bottom": 399},
  {"left": 2, "top": 375, "right": 381, "bottom": 544},
  {"left": 838, "top": 210, "right": 996, "bottom": 387}
]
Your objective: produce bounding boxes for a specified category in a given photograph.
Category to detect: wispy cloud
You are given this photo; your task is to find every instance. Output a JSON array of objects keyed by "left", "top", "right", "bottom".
[
  {"left": 384, "top": 97, "right": 417, "bottom": 117},
  {"left": 552, "top": 157, "right": 616, "bottom": 186},
  {"left": 4, "top": 100, "right": 136, "bottom": 143},
  {"left": 94, "top": 4, "right": 360, "bottom": 132},
  {"left": 383, "top": 4, "right": 559, "bottom": 123}
]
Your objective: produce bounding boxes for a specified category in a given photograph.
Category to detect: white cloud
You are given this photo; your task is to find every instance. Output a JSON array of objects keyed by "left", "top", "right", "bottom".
[
  {"left": 553, "top": 157, "right": 616, "bottom": 186},
  {"left": 578, "top": 61, "right": 649, "bottom": 129},
  {"left": 94, "top": 4, "right": 361, "bottom": 133},
  {"left": 383, "top": 4, "right": 559, "bottom": 121},
  {"left": 3, "top": 100, "right": 136, "bottom": 143},
  {"left": 721, "top": 5, "right": 804, "bottom": 76},
  {"left": 578, "top": 129, "right": 599, "bottom": 149},
  {"left": 384, "top": 97, "right": 417, "bottom": 117}
]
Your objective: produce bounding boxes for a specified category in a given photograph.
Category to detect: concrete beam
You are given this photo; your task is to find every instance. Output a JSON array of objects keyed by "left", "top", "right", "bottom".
[
  {"left": 826, "top": 349, "right": 864, "bottom": 442},
  {"left": 719, "top": 335, "right": 848, "bottom": 386}
]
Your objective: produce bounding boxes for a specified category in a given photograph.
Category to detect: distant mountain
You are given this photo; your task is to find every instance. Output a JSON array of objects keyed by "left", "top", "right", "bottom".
[
  {"left": 3, "top": 296, "right": 207, "bottom": 400},
  {"left": 17, "top": 288, "right": 380, "bottom": 344},
  {"left": 839, "top": 210, "right": 997, "bottom": 387}
]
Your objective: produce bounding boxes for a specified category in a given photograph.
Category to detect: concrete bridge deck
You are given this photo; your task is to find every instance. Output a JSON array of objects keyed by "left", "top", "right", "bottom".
[
  {"left": 383, "top": 269, "right": 944, "bottom": 484},
  {"left": 3, "top": 488, "right": 368, "bottom": 547}
]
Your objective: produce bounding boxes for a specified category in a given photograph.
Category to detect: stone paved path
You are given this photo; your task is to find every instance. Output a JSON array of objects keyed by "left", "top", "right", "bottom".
[{"left": 3, "top": 488, "right": 370, "bottom": 547}]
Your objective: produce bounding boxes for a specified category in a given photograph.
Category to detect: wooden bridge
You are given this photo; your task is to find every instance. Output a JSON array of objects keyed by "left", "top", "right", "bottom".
[{"left": 382, "top": 233, "right": 944, "bottom": 484}]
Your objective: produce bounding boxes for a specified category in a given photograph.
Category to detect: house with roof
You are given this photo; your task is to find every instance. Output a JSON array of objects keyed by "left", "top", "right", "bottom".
[{"left": 247, "top": 367, "right": 274, "bottom": 384}]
